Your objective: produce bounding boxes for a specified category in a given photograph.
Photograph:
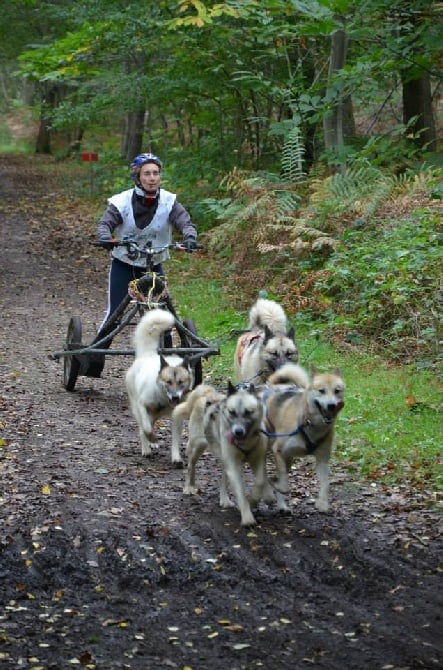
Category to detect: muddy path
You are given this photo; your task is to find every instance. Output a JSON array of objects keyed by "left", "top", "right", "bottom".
[{"left": 0, "top": 155, "right": 441, "bottom": 669}]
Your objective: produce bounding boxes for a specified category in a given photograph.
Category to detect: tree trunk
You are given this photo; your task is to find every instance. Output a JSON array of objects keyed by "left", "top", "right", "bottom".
[
  {"left": 173, "top": 106, "right": 186, "bottom": 147},
  {"left": 398, "top": 3, "right": 437, "bottom": 152},
  {"left": 342, "top": 94, "right": 356, "bottom": 141},
  {"left": 35, "top": 111, "right": 51, "bottom": 154},
  {"left": 123, "top": 110, "right": 146, "bottom": 160},
  {"left": 35, "top": 84, "right": 57, "bottom": 154},
  {"left": 402, "top": 72, "right": 437, "bottom": 152},
  {"left": 323, "top": 28, "right": 348, "bottom": 173}
]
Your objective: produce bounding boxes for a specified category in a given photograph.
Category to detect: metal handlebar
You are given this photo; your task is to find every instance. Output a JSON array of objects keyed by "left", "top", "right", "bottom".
[{"left": 94, "top": 238, "right": 203, "bottom": 257}]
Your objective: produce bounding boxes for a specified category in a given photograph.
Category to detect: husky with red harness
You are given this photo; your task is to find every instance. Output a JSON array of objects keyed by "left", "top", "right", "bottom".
[{"left": 234, "top": 297, "right": 298, "bottom": 385}]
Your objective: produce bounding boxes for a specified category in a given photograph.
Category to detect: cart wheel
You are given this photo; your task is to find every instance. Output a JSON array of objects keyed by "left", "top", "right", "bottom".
[
  {"left": 183, "top": 318, "right": 203, "bottom": 387},
  {"left": 64, "top": 316, "right": 82, "bottom": 392}
]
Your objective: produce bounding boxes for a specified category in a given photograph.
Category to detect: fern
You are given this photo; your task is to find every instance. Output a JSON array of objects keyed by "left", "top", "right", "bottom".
[
  {"left": 281, "top": 126, "right": 306, "bottom": 183},
  {"left": 209, "top": 163, "right": 440, "bottom": 262},
  {"left": 309, "top": 165, "right": 440, "bottom": 223},
  {"left": 271, "top": 191, "right": 298, "bottom": 222}
]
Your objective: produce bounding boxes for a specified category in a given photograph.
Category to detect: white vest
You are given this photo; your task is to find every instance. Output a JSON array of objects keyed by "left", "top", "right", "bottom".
[{"left": 110, "top": 188, "right": 176, "bottom": 267}]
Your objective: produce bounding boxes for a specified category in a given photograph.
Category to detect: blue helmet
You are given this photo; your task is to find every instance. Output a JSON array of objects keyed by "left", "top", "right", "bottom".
[{"left": 130, "top": 153, "right": 163, "bottom": 180}]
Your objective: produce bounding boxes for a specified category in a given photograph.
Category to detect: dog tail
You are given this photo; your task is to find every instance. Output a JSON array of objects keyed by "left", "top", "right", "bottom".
[
  {"left": 268, "top": 362, "right": 309, "bottom": 389},
  {"left": 248, "top": 298, "right": 287, "bottom": 332},
  {"left": 133, "top": 308, "right": 175, "bottom": 356}
]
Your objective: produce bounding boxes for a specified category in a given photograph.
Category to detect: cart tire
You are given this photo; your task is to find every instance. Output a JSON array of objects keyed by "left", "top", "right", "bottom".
[
  {"left": 183, "top": 318, "right": 203, "bottom": 387},
  {"left": 64, "top": 316, "right": 82, "bottom": 392}
]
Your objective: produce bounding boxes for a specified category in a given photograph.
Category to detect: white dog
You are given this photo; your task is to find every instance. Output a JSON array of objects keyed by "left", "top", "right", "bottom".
[{"left": 126, "top": 309, "right": 193, "bottom": 463}]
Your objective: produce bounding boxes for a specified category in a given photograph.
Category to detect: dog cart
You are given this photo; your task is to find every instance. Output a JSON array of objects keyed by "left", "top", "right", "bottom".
[{"left": 49, "top": 238, "right": 220, "bottom": 391}]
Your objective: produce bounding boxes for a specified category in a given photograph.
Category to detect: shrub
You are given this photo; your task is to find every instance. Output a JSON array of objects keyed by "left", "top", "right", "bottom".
[{"left": 311, "top": 208, "right": 441, "bottom": 367}]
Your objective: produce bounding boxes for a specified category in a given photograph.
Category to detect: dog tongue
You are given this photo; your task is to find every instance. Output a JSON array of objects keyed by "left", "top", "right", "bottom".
[{"left": 225, "top": 430, "right": 235, "bottom": 444}]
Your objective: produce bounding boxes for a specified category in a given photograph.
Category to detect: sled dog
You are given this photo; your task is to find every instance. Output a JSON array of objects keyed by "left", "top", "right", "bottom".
[
  {"left": 263, "top": 362, "right": 345, "bottom": 513},
  {"left": 171, "top": 383, "right": 225, "bottom": 467},
  {"left": 174, "top": 381, "right": 274, "bottom": 526},
  {"left": 126, "top": 309, "right": 193, "bottom": 463},
  {"left": 234, "top": 298, "right": 298, "bottom": 384}
]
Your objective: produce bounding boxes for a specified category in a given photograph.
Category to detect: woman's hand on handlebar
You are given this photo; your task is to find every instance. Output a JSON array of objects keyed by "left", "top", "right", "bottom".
[
  {"left": 95, "top": 238, "right": 119, "bottom": 249},
  {"left": 175, "top": 241, "right": 204, "bottom": 252}
]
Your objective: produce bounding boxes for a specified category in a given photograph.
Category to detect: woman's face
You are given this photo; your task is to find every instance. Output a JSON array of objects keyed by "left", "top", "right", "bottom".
[{"left": 138, "top": 162, "right": 161, "bottom": 193}]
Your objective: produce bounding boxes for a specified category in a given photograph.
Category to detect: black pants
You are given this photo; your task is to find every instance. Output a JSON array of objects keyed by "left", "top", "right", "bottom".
[
  {"left": 101, "top": 258, "right": 164, "bottom": 325},
  {"left": 96, "top": 258, "right": 172, "bottom": 350}
]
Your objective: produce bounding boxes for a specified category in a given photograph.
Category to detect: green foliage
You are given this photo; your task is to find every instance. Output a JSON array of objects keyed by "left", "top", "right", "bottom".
[
  {"left": 4, "top": 0, "right": 441, "bottom": 177},
  {"left": 312, "top": 205, "right": 442, "bottom": 366},
  {"left": 196, "top": 150, "right": 441, "bottom": 370},
  {"left": 280, "top": 125, "right": 306, "bottom": 182},
  {"left": 345, "top": 120, "right": 430, "bottom": 170}
]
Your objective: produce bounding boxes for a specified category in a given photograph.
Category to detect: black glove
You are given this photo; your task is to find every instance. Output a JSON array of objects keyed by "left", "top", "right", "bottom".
[
  {"left": 183, "top": 237, "right": 197, "bottom": 252},
  {"left": 98, "top": 239, "right": 116, "bottom": 250}
]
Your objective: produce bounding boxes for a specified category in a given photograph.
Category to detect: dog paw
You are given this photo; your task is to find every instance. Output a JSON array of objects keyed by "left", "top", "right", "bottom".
[
  {"left": 261, "top": 484, "right": 276, "bottom": 504},
  {"left": 141, "top": 445, "right": 153, "bottom": 457},
  {"left": 183, "top": 485, "right": 199, "bottom": 495},
  {"left": 275, "top": 497, "right": 291, "bottom": 514},
  {"left": 219, "top": 498, "right": 235, "bottom": 509},
  {"left": 240, "top": 513, "right": 257, "bottom": 527},
  {"left": 315, "top": 499, "right": 329, "bottom": 513},
  {"left": 248, "top": 490, "right": 269, "bottom": 509},
  {"left": 269, "top": 476, "right": 290, "bottom": 494},
  {"left": 172, "top": 459, "right": 184, "bottom": 469}
]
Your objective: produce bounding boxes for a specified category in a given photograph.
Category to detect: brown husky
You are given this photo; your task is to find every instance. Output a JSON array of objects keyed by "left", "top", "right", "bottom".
[
  {"left": 263, "top": 363, "right": 345, "bottom": 513},
  {"left": 234, "top": 298, "right": 298, "bottom": 385},
  {"left": 126, "top": 309, "right": 193, "bottom": 463},
  {"left": 173, "top": 381, "right": 274, "bottom": 526}
]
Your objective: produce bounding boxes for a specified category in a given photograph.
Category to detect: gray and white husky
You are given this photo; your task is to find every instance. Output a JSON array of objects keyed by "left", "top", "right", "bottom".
[
  {"left": 234, "top": 298, "right": 298, "bottom": 384},
  {"left": 173, "top": 381, "right": 274, "bottom": 526}
]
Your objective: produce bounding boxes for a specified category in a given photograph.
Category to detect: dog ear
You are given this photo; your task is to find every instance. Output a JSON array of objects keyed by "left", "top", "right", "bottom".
[
  {"left": 227, "top": 380, "right": 236, "bottom": 395},
  {"left": 333, "top": 367, "right": 342, "bottom": 377},
  {"left": 160, "top": 355, "right": 168, "bottom": 369},
  {"left": 263, "top": 324, "right": 273, "bottom": 341},
  {"left": 309, "top": 363, "right": 317, "bottom": 376},
  {"left": 287, "top": 325, "right": 295, "bottom": 340}
]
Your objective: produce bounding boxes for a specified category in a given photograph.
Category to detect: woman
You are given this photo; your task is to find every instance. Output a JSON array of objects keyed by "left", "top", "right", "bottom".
[{"left": 97, "top": 152, "right": 198, "bottom": 321}]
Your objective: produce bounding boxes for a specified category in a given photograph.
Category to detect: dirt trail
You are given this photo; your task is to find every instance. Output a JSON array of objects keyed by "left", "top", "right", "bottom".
[{"left": 0, "top": 155, "right": 441, "bottom": 669}]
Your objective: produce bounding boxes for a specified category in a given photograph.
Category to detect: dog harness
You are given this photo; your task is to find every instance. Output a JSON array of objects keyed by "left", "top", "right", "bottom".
[
  {"left": 236, "top": 331, "right": 263, "bottom": 368},
  {"left": 260, "top": 386, "right": 320, "bottom": 454}
]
